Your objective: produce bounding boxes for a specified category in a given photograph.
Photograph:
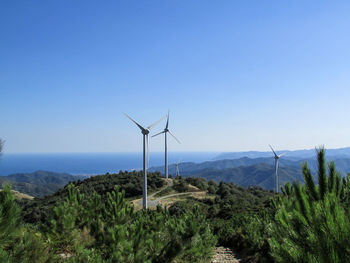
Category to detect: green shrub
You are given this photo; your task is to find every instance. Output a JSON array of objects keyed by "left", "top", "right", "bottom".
[
  {"left": 270, "top": 148, "right": 350, "bottom": 263},
  {"left": 0, "top": 185, "right": 53, "bottom": 263}
]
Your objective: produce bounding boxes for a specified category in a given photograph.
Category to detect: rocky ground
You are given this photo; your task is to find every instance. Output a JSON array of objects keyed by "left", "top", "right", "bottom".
[{"left": 212, "top": 247, "right": 241, "bottom": 263}]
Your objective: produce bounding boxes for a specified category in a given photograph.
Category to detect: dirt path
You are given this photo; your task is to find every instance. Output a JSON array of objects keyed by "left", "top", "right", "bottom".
[
  {"left": 211, "top": 247, "right": 241, "bottom": 263},
  {"left": 132, "top": 179, "right": 207, "bottom": 209},
  {"left": 132, "top": 178, "right": 173, "bottom": 209},
  {"left": 147, "top": 192, "right": 193, "bottom": 207}
]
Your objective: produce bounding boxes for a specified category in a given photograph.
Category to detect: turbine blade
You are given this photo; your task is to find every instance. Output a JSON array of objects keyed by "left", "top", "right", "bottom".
[
  {"left": 151, "top": 131, "right": 165, "bottom": 138},
  {"left": 168, "top": 130, "right": 181, "bottom": 144},
  {"left": 147, "top": 115, "right": 166, "bottom": 130},
  {"left": 123, "top": 113, "right": 145, "bottom": 131},
  {"left": 166, "top": 110, "right": 170, "bottom": 129},
  {"left": 269, "top": 144, "right": 278, "bottom": 157},
  {"left": 278, "top": 153, "right": 286, "bottom": 158}
]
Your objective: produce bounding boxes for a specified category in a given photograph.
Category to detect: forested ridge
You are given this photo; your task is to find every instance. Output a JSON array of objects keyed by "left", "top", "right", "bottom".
[
  {"left": 21, "top": 171, "right": 166, "bottom": 224},
  {"left": 1, "top": 148, "right": 350, "bottom": 262}
]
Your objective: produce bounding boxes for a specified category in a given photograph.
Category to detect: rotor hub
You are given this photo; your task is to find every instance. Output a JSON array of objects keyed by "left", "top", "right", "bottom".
[{"left": 142, "top": 129, "right": 150, "bottom": 135}]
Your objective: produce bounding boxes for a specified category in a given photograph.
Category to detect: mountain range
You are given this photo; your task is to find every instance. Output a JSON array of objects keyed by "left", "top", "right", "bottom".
[
  {"left": 150, "top": 152, "right": 350, "bottom": 191},
  {"left": 213, "top": 146, "right": 350, "bottom": 160}
]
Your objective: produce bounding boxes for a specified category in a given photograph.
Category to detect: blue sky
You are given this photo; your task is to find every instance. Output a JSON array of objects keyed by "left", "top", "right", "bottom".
[{"left": 1, "top": 1, "right": 350, "bottom": 153}]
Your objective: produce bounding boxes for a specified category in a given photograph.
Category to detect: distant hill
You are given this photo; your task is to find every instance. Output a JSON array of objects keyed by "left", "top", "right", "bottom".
[
  {"left": 150, "top": 154, "right": 350, "bottom": 190},
  {"left": 151, "top": 160, "right": 304, "bottom": 190},
  {"left": 213, "top": 146, "right": 350, "bottom": 160},
  {"left": 0, "top": 170, "right": 86, "bottom": 197},
  {"left": 151, "top": 157, "right": 302, "bottom": 174},
  {"left": 151, "top": 156, "right": 350, "bottom": 176},
  {"left": 187, "top": 163, "right": 303, "bottom": 190}
]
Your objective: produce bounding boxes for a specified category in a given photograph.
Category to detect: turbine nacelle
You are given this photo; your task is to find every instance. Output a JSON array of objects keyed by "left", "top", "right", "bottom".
[
  {"left": 152, "top": 112, "right": 181, "bottom": 144},
  {"left": 142, "top": 129, "right": 150, "bottom": 135},
  {"left": 277, "top": 153, "right": 285, "bottom": 159},
  {"left": 269, "top": 145, "right": 286, "bottom": 160}
]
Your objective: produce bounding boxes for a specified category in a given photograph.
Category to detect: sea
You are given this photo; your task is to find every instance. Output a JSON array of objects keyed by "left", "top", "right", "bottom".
[{"left": 0, "top": 152, "right": 219, "bottom": 176}]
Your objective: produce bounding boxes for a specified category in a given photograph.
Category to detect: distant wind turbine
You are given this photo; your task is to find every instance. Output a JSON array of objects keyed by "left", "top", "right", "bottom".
[
  {"left": 175, "top": 160, "right": 181, "bottom": 177},
  {"left": 152, "top": 111, "right": 181, "bottom": 179},
  {"left": 124, "top": 113, "right": 165, "bottom": 209},
  {"left": 269, "top": 145, "right": 286, "bottom": 193}
]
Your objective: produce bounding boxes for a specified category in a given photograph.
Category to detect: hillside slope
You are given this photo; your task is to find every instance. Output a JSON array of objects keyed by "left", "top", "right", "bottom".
[{"left": 0, "top": 170, "right": 86, "bottom": 197}]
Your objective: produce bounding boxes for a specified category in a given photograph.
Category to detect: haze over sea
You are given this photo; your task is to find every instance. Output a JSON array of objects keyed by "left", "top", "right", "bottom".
[{"left": 0, "top": 152, "right": 218, "bottom": 176}]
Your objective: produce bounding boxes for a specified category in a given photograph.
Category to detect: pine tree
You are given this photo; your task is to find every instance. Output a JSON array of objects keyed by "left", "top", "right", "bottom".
[
  {"left": 0, "top": 185, "right": 21, "bottom": 250},
  {"left": 0, "top": 185, "right": 53, "bottom": 263},
  {"left": 46, "top": 184, "right": 87, "bottom": 254},
  {"left": 269, "top": 147, "right": 350, "bottom": 263}
]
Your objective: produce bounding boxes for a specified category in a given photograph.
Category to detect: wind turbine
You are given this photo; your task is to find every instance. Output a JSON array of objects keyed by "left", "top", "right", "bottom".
[
  {"left": 152, "top": 111, "right": 180, "bottom": 179},
  {"left": 124, "top": 113, "right": 165, "bottom": 209},
  {"left": 269, "top": 145, "right": 286, "bottom": 193},
  {"left": 175, "top": 160, "right": 181, "bottom": 177}
]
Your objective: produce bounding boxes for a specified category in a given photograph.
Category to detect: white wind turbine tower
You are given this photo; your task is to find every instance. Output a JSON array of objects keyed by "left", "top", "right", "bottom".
[
  {"left": 269, "top": 145, "right": 286, "bottom": 193},
  {"left": 175, "top": 160, "right": 181, "bottom": 177},
  {"left": 152, "top": 111, "right": 181, "bottom": 179},
  {"left": 124, "top": 113, "right": 165, "bottom": 209}
]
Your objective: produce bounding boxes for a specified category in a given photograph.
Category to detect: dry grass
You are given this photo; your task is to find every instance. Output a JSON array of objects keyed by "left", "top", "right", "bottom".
[
  {"left": 12, "top": 190, "right": 34, "bottom": 200},
  {"left": 0, "top": 189, "right": 34, "bottom": 200},
  {"left": 159, "top": 194, "right": 191, "bottom": 207},
  {"left": 187, "top": 184, "right": 201, "bottom": 192},
  {"left": 159, "top": 191, "right": 207, "bottom": 207},
  {"left": 131, "top": 198, "right": 142, "bottom": 210}
]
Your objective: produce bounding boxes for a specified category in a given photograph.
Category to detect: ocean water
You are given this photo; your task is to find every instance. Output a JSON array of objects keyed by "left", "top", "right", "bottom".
[{"left": 0, "top": 152, "right": 219, "bottom": 176}]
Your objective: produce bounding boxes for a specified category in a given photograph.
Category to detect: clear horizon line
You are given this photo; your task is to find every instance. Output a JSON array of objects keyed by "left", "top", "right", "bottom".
[
  {"left": 2, "top": 151, "right": 222, "bottom": 155},
  {"left": 3, "top": 146, "right": 350, "bottom": 155}
]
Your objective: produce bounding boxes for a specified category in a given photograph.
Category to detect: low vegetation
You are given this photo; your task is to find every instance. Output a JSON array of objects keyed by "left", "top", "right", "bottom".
[
  {"left": 1, "top": 176, "right": 216, "bottom": 262},
  {"left": 169, "top": 177, "right": 275, "bottom": 262}
]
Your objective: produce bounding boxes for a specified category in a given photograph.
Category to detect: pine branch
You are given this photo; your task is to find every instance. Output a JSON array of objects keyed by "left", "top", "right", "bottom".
[
  {"left": 317, "top": 147, "right": 328, "bottom": 200},
  {"left": 302, "top": 162, "right": 318, "bottom": 201}
]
